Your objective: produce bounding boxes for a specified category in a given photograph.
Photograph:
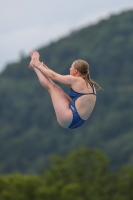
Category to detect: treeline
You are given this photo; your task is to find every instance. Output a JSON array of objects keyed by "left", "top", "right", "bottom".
[{"left": 0, "top": 147, "right": 133, "bottom": 200}]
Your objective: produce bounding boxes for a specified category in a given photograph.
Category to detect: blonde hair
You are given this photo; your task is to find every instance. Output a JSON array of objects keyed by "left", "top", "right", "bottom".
[{"left": 73, "top": 59, "right": 103, "bottom": 90}]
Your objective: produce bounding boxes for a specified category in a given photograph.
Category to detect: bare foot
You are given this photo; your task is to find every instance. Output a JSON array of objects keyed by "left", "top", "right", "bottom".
[
  {"left": 29, "top": 51, "right": 40, "bottom": 69},
  {"left": 30, "top": 51, "right": 40, "bottom": 60},
  {"left": 32, "top": 59, "right": 43, "bottom": 69},
  {"left": 29, "top": 61, "right": 34, "bottom": 70}
]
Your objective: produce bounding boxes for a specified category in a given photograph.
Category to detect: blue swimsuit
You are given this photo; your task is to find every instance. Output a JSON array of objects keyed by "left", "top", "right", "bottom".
[{"left": 68, "top": 87, "right": 96, "bottom": 129}]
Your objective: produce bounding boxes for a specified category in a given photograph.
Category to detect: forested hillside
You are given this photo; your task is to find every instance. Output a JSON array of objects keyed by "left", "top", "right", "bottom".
[
  {"left": 1, "top": 147, "right": 133, "bottom": 200},
  {"left": 0, "top": 10, "right": 133, "bottom": 174}
]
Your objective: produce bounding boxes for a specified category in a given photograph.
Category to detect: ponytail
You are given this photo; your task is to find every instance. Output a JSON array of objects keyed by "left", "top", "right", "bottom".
[{"left": 84, "top": 72, "right": 103, "bottom": 91}]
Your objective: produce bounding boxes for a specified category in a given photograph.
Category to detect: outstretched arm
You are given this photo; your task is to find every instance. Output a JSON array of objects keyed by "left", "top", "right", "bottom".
[{"left": 32, "top": 59, "right": 75, "bottom": 86}]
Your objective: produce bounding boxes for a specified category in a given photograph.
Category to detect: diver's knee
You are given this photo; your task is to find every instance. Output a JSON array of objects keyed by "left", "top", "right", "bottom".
[{"left": 56, "top": 117, "right": 71, "bottom": 128}]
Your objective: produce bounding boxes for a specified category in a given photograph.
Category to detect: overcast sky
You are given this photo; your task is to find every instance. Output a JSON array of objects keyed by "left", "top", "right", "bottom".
[{"left": 0, "top": 0, "right": 133, "bottom": 72}]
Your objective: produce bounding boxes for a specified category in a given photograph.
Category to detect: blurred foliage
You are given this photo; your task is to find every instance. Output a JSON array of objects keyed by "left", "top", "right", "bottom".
[
  {"left": 0, "top": 10, "right": 133, "bottom": 174},
  {"left": 0, "top": 147, "right": 133, "bottom": 200}
]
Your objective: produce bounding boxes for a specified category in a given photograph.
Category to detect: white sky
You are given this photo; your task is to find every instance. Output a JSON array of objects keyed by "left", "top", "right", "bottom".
[{"left": 0, "top": 0, "right": 133, "bottom": 72}]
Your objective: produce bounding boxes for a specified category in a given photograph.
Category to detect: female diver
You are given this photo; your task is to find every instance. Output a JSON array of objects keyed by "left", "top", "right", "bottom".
[{"left": 29, "top": 51, "right": 102, "bottom": 129}]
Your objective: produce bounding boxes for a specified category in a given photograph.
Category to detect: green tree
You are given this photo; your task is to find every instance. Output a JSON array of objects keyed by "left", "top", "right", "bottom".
[
  {"left": 37, "top": 147, "right": 116, "bottom": 200},
  {"left": 0, "top": 174, "right": 44, "bottom": 200}
]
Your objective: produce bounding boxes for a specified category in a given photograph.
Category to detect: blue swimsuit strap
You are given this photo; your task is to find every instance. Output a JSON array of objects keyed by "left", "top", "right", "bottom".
[{"left": 70, "top": 86, "right": 96, "bottom": 96}]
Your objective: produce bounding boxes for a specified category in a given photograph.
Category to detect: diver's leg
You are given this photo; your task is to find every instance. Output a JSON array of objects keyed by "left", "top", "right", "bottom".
[{"left": 33, "top": 67, "right": 72, "bottom": 128}]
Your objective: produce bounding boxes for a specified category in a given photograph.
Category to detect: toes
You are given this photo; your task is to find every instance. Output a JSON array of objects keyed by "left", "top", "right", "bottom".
[{"left": 30, "top": 51, "right": 33, "bottom": 55}]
